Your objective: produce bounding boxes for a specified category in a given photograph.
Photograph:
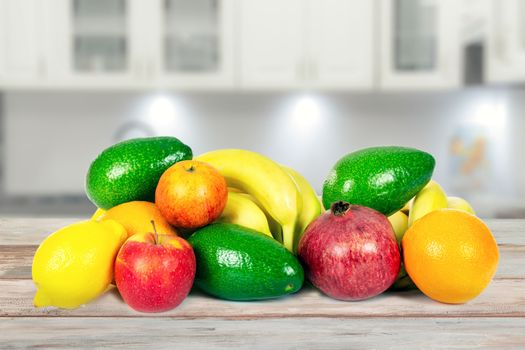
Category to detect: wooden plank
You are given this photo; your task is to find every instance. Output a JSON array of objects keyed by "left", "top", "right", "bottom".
[
  {"left": 2, "top": 244, "right": 523, "bottom": 280},
  {"left": 0, "top": 245, "right": 34, "bottom": 279},
  {"left": 485, "top": 219, "right": 525, "bottom": 245},
  {"left": 498, "top": 245, "right": 525, "bottom": 278},
  {"left": 1, "top": 278, "right": 523, "bottom": 318},
  {"left": 1, "top": 218, "right": 523, "bottom": 245},
  {"left": 0, "top": 218, "right": 83, "bottom": 245},
  {"left": 0, "top": 219, "right": 523, "bottom": 348},
  {"left": 0, "top": 317, "right": 524, "bottom": 349}
]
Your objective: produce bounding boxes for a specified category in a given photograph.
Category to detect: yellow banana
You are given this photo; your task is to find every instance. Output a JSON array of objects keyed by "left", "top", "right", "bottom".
[
  {"left": 237, "top": 193, "right": 283, "bottom": 242},
  {"left": 388, "top": 210, "right": 408, "bottom": 244},
  {"left": 408, "top": 180, "right": 448, "bottom": 226},
  {"left": 216, "top": 192, "right": 273, "bottom": 237},
  {"left": 228, "top": 187, "right": 243, "bottom": 193},
  {"left": 91, "top": 208, "right": 106, "bottom": 220},
  {"left": 447, "top": 196, "right": 476, "bottom": 215},
  {"left": 196, "top": 149, "right": 301, "bottom": 252},
  {"left": 400, "top": 198, "right": 413, "bottom": 215},
  {"left": 388, "top": 210, "right": 414, "bottom": 291},
  {"left": 281, "top": 165, "right": 322, "bottom": 253}
]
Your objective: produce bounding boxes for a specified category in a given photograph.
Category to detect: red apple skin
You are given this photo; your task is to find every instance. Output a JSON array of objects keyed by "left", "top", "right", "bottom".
[
  {"left": 298, "top": 202, "right": 400, "bottom": 301},
  {"left": 115, "top": 232, "right": 196, "bottom": 313}
]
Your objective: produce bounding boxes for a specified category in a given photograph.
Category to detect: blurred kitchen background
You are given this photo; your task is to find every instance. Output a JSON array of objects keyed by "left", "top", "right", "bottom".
[{"left": 0, "top": 0, "right": 524, "bottom": 218}]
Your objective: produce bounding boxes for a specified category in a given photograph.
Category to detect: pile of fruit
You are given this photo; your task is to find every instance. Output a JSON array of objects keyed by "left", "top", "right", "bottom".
[{"left": 31, "top": 137, "right": 499, "bottom": 312}]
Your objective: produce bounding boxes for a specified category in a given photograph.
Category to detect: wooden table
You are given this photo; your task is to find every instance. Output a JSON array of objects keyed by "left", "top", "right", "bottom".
[{"left": 1, "top": 218, "right": 524, "bottom": 349}]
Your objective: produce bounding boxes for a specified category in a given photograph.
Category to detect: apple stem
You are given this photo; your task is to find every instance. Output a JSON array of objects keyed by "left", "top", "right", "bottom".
[
  {"left": 151, "top": 220, "right": 159, "bottom": 245},
  {"left": 331, "top": 201, "right": 351, "bottom": 216}
]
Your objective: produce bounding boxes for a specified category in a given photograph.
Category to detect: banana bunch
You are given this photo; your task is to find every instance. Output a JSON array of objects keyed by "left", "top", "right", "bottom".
[
  {"left": 281, "top": 165, "right": 323, "bottom": 253},
  {"left": 196, "top": 149, "right": 322, "bottom": 253},
  {"left": 388, "top": 180, "right": 475, "bottom": 290},
  {"left": 216, "top": 191, "right": 273, "bottom": 237}
]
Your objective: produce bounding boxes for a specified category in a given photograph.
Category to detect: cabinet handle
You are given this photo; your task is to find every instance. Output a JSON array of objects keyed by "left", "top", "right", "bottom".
[
  {"left": 497, "top": 33, "right": 508, "bottom": 60},
  {"left": 296, "top": 61, "right": 305, "bottom": 80},
  {"left": 134, "top": 60, "right": 143, "bottom": 79},
  {"left": 303, "top": 60, "right": 310, "bottom": 81},
  {"left": 147, "top": 61, "right": 155, "bottom": 79},
  {"left": 310, "top": 60, "right": 318, "bottom": 81},
  {"left": 38, "top": 58, "right": 46, "bottom": 78}
]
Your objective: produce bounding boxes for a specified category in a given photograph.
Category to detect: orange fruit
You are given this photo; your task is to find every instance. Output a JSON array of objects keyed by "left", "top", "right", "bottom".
[
  {"left": 155, "top": 160, "right": 228, "bottom": 228},
  {"left": 97, "top": 201, "right": 177, "bottom": 238},
  {"left": 402, "top": 209, "right": 499, "bottom": 304}
]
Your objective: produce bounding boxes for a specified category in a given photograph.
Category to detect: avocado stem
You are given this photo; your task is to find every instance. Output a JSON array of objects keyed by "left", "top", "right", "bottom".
[
  {"left": 331, "top": 201, "right": 351, "bottom": 216},
  {"left": 151, "top": 220, "right": 159, "bottom": 245}
]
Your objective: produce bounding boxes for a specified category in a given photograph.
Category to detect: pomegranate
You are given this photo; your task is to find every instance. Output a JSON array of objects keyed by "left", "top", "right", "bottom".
[{"left": 298, "top": 201, "right": 400, "bottom": 301}]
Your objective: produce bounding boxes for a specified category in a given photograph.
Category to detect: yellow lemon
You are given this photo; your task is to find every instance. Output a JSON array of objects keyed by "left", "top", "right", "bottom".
[
  {"left": 32, "top": 220, "right": 127, "bottom": 309},
  {"left": 91, "top": 208, "right": 106, "bottom": 220}
]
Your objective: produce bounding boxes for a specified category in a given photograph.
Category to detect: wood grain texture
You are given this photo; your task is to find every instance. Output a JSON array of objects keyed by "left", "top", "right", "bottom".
[
  {"left": 0, "top": 246, "right": 35, "bottom": 279},
  {"left": 2, "top": 278, "right": 524, "bottom": 318},
  {"left": 1, "top": 244, "right": 524, "bottom": 280},
  {"left": 1, "top": 317, "right": 524, "bottom": 350},
  {"left": 0, "top": 218, "right": 524, "bottom": 349},
  {"left": 0, "top": 218, "right": 523, "bottom": 245},
  {"left": 0, "top": 218, "right": 83, "bottom": 245}
]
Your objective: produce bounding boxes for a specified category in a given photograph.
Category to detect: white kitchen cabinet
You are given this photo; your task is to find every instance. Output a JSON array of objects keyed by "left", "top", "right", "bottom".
[
  {"left": 379, "top": 0, "right": 460, "bottom": 89},
  {"left": 239, "top": 0, "right": 374, "bottom": 89},
  {"left": 461, "top": 0, "right": 489, "bottom": 45},
  {"left": 44, "top": 0, "right": 235, "bottom": 89},
  {"left": 486, "top": 0, "right": 525, "bottom": 84},
  {"left": 0, "top": 0, "right": 45, "bottom": 87},
  {"left": 149, "top": 0, "right": 235, "bottom": 88},
  {"left": 239, "top": 0, "right": 304, "bottom": 88},
  {"left": 309, "top": 0, "right": 374, "bottom": 89},
  {"left": 44, "top": 0, "right": 146, "bottom": 87}
]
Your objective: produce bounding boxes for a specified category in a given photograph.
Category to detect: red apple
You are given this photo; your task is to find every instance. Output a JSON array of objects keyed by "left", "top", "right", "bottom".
[
  {"left": 155, "top": 160, "right": 228, "bottom": 228},
  {"left": 115, "top": 228, "right": 196, "bottom": 312},
  {"left": 298, "top": 201, "right": 400, "bottom": 301}
]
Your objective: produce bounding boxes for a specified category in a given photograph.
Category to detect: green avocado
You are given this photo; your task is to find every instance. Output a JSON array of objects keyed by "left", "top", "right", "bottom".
[
  {"left": 188, "top": 223, "right": 304, "bottom": 301},
  {"left": 390, "top": 265, "right": 418, "bottom": 291},
  {"left": 86, "top": 136, "right": 192, "bottom": 209},
  {"left": 322, "top": 146, "right": 435, "bottom": 215}
]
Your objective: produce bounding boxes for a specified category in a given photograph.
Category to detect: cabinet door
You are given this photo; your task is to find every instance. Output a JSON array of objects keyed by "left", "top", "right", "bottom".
[
  {"left": 45, "top": 0, "right": 146, "bottom": 87},
  {"left": 486, "top": 0, "right": 525, "bottom": 83},
  {"left": 379, "top": 0, "right": 460, "bottom": 89},
  {"left": 309, "top": 0, "right": 374, "bottom": 89},
  {"left": 148, "top": 0, "right": 235, "bottom": 88},
  {"left": 239, "top": 0, "right": 304, "bottom": 88},
  {"left": 0, "top": 0, "right": 44, "bottom": 86}
]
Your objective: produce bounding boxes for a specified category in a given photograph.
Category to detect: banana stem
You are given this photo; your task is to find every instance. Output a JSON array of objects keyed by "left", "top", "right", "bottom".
[{"left": 282, "top": 223, "right": 296, "bottom": 253}]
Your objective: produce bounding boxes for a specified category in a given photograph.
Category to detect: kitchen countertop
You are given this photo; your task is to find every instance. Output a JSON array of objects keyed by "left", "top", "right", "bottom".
[{"left": 1, "top": 218, "right": 524, "bottom": 349}]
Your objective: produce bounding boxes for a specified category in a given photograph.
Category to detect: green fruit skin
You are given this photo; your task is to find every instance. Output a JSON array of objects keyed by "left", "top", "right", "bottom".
[
  {"left": 86, "top": 136, "right": 192, "bottom": 209},
  {"left": 390, "top": 264, "right": 418, "bottom": 291},
  {"left": 322, "top": 146, "right": 435, "bottom": 216},
  {"left": 188, "top": 223, "right": 304, "bottom": 301}
]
